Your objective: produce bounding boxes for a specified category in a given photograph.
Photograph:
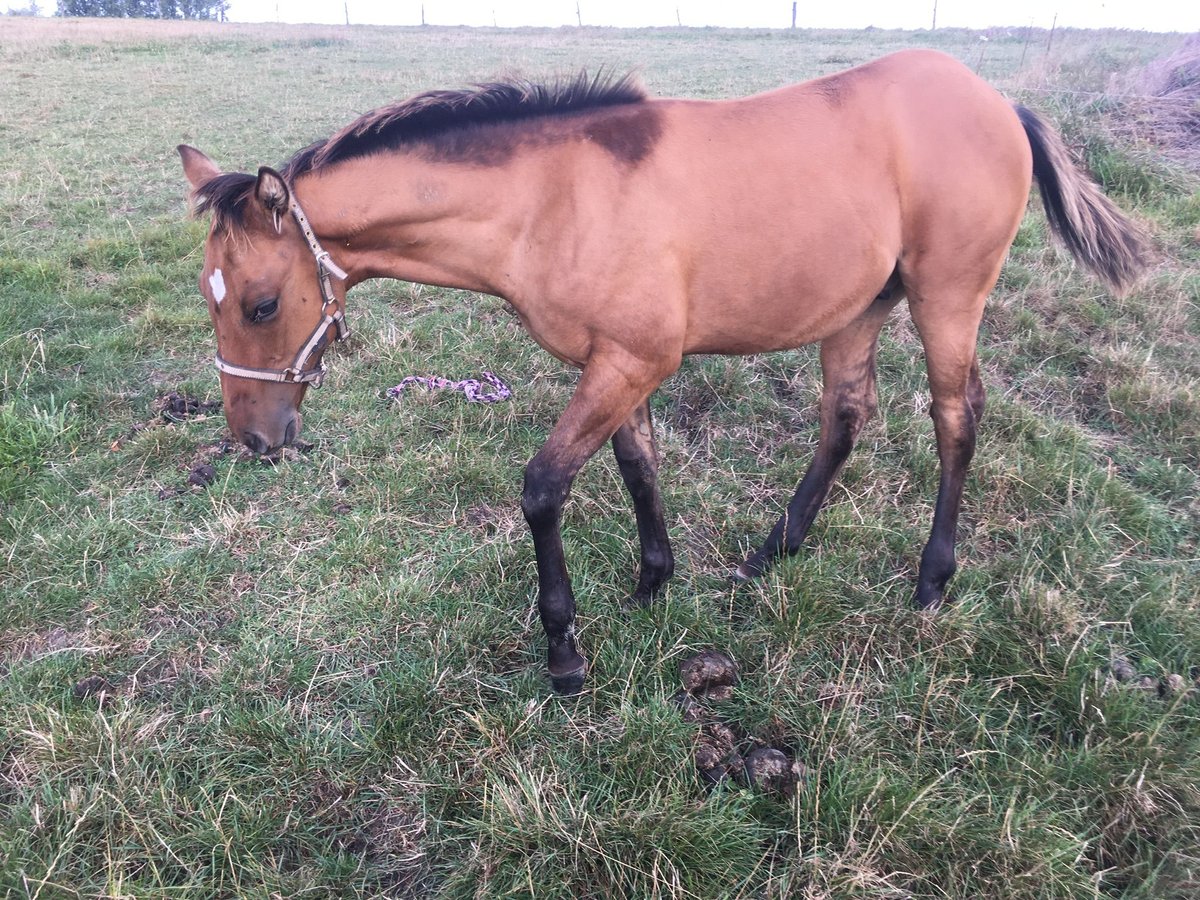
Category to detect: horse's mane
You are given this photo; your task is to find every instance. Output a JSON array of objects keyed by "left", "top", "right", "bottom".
[
  {"left": 191, "top": 171, "right": 258, "bottom": 234},
  {"left": 283, "top": 70, "right": 647, "bottom": 179},
  {"left": 191, "top": 71, "right": 646, "bottom": 232}
]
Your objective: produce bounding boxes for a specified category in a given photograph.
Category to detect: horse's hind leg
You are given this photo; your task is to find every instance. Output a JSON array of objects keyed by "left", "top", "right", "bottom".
[
  {"left": 908, "top": 295, "right": 989, "bottom": 610},
  {"left": 612, "top": 399, "right": 674, "bottom": 607},
  {"left": 737, "top": 292, "right": 900, "bottom": 580}
]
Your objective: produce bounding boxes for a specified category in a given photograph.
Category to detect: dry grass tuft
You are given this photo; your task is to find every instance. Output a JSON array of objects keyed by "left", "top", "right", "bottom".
[{"left": 1108, "top": 34, "right": 1200, "bottom": 171}]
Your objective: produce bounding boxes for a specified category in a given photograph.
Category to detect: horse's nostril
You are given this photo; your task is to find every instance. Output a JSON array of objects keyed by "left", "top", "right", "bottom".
[
  {"left": 283, "top": 416, "right": 299, "bottom": 446},
  {"left": 242, "top": 430, "right": 270, "bottom": 455}
]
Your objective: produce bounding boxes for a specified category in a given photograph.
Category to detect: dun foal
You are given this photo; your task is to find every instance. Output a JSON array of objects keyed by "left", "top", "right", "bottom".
[{"left": 179, "top": 51, "right": 1147, "bottom": 692}]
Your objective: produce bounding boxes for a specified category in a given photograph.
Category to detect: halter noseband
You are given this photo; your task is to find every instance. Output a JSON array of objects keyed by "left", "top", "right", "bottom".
[{"left": 213, "top": 196, "right": 350, "bottom": 388}]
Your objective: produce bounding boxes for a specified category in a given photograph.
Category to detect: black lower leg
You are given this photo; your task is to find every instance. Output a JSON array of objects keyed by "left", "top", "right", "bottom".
[
  {"left": 517, "top": 351, "right": 672, "bottom": 693},
  {"left": 736, "top": 439, "right": 850, "bottom": 580},
  {"left": 738, "top": 296, "right": 896, "bottom": 581},
  {"left": 522, "top": 460, "right": 587, "bottom": 692},
  {"left": 913, "top": 399, "right": 977, "bottom": 610},
  {"left": 612, "top": 401, "right": 674, "bottom": 606}
]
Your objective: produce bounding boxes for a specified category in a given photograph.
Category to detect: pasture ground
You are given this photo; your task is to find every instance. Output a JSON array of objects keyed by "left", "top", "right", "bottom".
[{"left": 1, "top": 17, "right": 1198, "bottom": 898}]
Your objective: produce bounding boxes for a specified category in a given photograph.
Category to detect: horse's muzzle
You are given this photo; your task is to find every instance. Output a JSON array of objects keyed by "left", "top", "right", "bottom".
[{"left": 238, "top": 410, "right": 299, "bottom": 455}]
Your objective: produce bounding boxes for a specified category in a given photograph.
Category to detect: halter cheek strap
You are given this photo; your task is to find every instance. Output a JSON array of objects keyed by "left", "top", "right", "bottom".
[{"left": 213, "top": 196, "right": 350, "bottom": 388}]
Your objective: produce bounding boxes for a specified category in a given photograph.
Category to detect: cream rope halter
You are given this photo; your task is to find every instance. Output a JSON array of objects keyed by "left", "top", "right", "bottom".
[{"left": 213, "top": 196, "right": 350, "bottom": 388}]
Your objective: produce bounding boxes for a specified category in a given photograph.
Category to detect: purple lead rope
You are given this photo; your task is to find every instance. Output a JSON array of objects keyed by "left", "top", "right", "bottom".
[{"left": 386, "top": 371, "right": 512, "bottom": 404}]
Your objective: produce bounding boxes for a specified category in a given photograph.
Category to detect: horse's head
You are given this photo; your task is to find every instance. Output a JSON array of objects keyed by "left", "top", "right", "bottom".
[{"left": 178, "top": 145, "right": 349, "bottom": 455}]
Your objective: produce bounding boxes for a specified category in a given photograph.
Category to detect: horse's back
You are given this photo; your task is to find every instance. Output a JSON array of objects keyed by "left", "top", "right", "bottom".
[{"left": 663, "top": 50, "right": 1029, "bottom": 210}]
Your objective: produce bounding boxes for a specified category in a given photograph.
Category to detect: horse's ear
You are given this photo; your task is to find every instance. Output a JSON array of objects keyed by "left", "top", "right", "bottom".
[
  {"left": 255, "top": 167, "right": 290, "bottom": 214},
  {"left": 178, "top": 145, "right": 221, "bottom": 192},
  {"left": 255, "top": 167, "right": 289, "bottom": 233}
]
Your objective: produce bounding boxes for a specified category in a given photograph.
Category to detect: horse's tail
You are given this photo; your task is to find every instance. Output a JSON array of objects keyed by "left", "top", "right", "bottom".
[{"left": 1015, "top": 104, "right": 1149, "bottom": 297}]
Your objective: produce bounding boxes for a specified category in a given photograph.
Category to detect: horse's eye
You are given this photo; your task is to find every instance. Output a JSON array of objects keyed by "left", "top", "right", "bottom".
[{"left": 249, "top": 297, "right": 278, "bottom": 324}]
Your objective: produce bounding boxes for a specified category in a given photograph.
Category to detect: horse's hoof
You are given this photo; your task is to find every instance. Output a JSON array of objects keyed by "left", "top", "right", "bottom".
[
  {"left": 912, "top": 591, "right": 944, "bottom": 613},
  {"left": 550, "top": 666, "right": 587, "bottom": 695},
  {"left": 729, "top": 564, "right": 755, "bottom": 583},
  {"left": 620, "top": 590, "right": 654, "bottom": 611}
]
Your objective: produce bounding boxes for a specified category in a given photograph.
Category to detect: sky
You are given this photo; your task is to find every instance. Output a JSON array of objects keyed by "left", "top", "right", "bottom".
[{"left": 227, "top": 1, "right": 1196, "bottom": 33}]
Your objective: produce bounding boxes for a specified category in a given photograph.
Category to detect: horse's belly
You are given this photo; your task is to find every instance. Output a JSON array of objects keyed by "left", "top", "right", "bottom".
[{"left": 681, "top": 234, "right": 896, "bottom": 354}]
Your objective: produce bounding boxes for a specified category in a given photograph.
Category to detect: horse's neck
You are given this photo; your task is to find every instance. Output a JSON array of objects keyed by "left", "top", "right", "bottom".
[{"left": 294, "top": 154, "right": 526, "bottom": 297}]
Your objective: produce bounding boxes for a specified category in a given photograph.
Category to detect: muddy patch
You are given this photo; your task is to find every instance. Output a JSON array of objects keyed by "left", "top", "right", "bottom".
[
  {"left": 72, "top": 673, "right": 116, "bottom": 707},
  {"left": 155, "top": 431, "right": 313, "bottom": 500},
  {"left": 187, "top": 463, "right": 217, "bottom": 488}
]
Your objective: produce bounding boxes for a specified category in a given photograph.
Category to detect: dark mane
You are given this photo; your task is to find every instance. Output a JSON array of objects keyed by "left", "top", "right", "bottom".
[
  {"left": 191, "top": 72, "right": 650, "bottom": 231},
  {"left": 282, "top": 70, "right": 647, "bottom": 178},
  {"left": 192, "top": 171, "right": 257, "bottom": 234}
]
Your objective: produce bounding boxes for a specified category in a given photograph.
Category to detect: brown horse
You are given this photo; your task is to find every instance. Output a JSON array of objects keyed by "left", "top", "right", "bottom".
[{"left": 179, "top": 50, "right": 1146, "bottom": 693}]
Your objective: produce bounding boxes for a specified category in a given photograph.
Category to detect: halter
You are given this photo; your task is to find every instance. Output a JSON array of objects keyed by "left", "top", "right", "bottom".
[{"left": 213, "top": 197, "right": 350, "bottom": 388}]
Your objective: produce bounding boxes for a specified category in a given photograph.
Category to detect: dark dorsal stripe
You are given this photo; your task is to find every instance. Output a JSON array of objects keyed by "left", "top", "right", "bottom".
[
  {"left": 193, "top": 72, "right": 647, "bottom": 232},
  {"left": 283, "top": 70, "right": 647, "bottom": 178}
]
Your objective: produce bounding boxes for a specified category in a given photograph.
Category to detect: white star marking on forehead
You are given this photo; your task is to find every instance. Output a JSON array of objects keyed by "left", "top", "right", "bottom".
[{"left": 208, "top": 268, "right": 226, "bottom": 305}]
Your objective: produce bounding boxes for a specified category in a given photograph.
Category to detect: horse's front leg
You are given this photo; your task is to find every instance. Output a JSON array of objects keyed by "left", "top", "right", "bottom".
[
  {"left": 522, "top": 351, "right": 668, "bottom": 694},
  {"left": 612, "top": 399, "right": 674, "bottom": 608}
]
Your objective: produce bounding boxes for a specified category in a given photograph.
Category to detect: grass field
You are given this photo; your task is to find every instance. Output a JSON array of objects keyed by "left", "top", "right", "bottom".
[{"left": 1, "top": 16, "right": 1198, "bottom": 898}]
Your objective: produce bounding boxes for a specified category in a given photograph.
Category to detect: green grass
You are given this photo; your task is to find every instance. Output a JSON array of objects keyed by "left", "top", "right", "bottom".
[{"left": 2, "top": 17, "right": 1198, "bottom": 899}]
